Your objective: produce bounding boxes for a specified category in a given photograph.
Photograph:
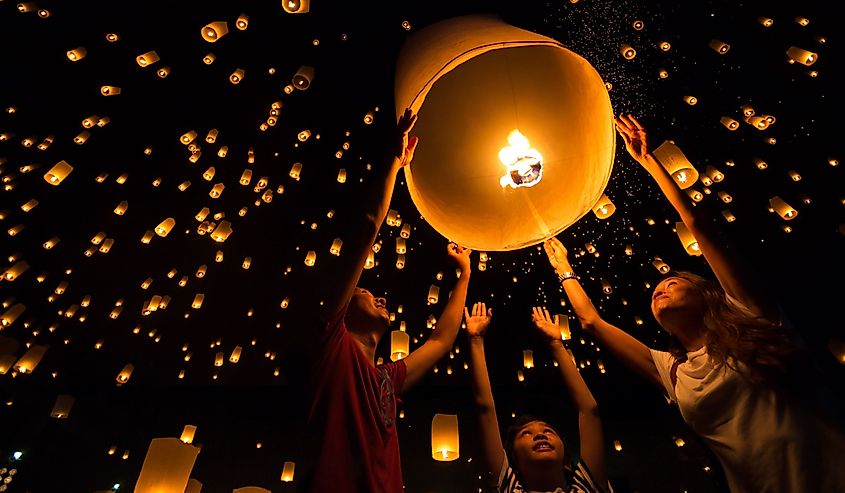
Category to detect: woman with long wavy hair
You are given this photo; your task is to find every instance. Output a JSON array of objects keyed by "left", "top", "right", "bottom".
[{"left": 541, "top": 114, "right": 845, "bottom": 492}]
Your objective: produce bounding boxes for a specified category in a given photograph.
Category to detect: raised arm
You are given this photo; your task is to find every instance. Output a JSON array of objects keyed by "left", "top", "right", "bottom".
[
  {"left": 318, "top": 109, "right": 419, "bottom": 323},
  {"left": 401, "top": 243, "right": 472, "bottom": 393},
  {"left": 615, "top": 114, "right": 778, "bottom": 320},
  {"left": 465, "top": 302, "right": 506, "bottom": 486},
  {"left": 544, "top": 238, "right": 661, "bottom": 389},
  {"left": 532, "top": 307, "right": 608, "bottom": 491}
]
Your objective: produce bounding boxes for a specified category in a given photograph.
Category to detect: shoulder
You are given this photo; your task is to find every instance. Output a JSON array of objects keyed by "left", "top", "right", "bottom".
[{"left": 571, "top": 460, "right": 612, "bottom": 493}]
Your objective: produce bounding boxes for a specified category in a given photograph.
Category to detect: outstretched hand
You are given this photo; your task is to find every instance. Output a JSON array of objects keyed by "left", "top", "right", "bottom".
[
  {"left": 394, "top": 108, "right": 419, "bottom": 168},
  {"left": 464, "top": 302, "right": 492, "bottom": 338},
  {"left": 531, "top": 306, "right": 562, "bottom": 342},
  {"left": 614, "top": 114, "right": 651, "bottom": 164},
  {"left": 447, "top": 242, "right": 472, "bottom": 274},
  {"left": 543, "top": 237, "right": 570, "bottom": 273}
]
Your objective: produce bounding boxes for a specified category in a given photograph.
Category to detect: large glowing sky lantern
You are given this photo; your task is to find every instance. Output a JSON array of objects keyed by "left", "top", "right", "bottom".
[{"left": 395, "top": 15, "right": 615, "bottom": 251}]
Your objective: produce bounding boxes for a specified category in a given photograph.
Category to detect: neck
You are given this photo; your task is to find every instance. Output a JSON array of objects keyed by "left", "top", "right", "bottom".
[
  {"left": 663, "top": 316, "right": 706, "bottom": 352},
  {"left": 349, "top": 330, "right": 380, "bottom": 364},
  {"left": 521, "top": 464, "right": 567, "bottom": 491}
]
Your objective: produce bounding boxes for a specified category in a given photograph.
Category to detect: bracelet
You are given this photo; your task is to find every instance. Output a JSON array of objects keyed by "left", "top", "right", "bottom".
[{"left": 557, "top": 271, "right": 578, "bottom": 282}]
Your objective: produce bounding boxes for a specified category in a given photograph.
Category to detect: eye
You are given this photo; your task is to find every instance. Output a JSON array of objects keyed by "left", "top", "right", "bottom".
[
  {"left": 520, "top": 430, "right": 531, "bottom": 437},
  {"left": 543, "top": 428, "right": 556, "bottom": 435}
]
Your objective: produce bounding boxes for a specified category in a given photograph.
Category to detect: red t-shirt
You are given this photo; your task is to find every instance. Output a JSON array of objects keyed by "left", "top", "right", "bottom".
[{"left": 299, "top": 304, "right": 407, "bottom": 493}]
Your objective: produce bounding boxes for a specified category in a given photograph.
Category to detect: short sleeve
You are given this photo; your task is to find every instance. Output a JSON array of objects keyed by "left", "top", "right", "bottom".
[
  {"left": 378, "top": 359, "right": 408, "bottom": 398},
  {"left": 650, "top": 349, "right": 678, "bottom": 403},
  {"left": 571, "top": 459, "right": 614, "bottom": 493},
  {"left": 496, "top": 455, "right": 520, "bottom": 493}
]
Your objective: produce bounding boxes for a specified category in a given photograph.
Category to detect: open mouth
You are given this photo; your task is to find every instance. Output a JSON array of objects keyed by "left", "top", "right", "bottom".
[{"left": 532, "top": 441, "right": 554, "bottom": 452}]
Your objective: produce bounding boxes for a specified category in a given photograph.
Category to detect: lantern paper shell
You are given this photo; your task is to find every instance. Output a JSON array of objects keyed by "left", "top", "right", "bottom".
[
  {"left": 394, "top": 14, "right": 615, "bottom": 251},
  {"left": 709, "top": 39, "right": 730, "bottom": 54},
  {"left": 293, "top": 65, "right": 315, "bottom": 90},
  {"left": 281, "top": 461, "right": 296, "bottom": 481},
  {"left": 390, "top": 330, "right": 410, "bottom": 361},
  {"left": 134, "top": 438, "right": 200, "bottom": 493},
  {"left": 44, "top": 160, "right": 73, "bottom": 185},
  {"left": 786, "top": 46, "right": 818, "bottom": 66},
  {"left": 769, "top": 196, "right": 798, "bottom": 220},
  {"left": 179, "top": 425, "right": 197, "bottom": 443},
  {"left": 50, "top": 394, "right": 76, "bottom": 419},
  {"left": 431, "top": 413, "right": 459, "bottom": 461},
  {"left": 651, "top": 141, "right": 699, "bottom": 189},
  {"left": 675, "top": 222, "right": 702, "bottom": 256},
  {"left": 591, "top": 194, "right": 615, "bottom": 219},
  {"left": 13, "top": 343, "right": 46, "bottom": 373},
  {"left": 281, "top": 0, "right": 309, "bottom": 14},
  {"left": 202, "top": 22, "right": 228, "bottom": 42},
  {"left": 555, "top": 315, "right": 571, "bottom": 340}
]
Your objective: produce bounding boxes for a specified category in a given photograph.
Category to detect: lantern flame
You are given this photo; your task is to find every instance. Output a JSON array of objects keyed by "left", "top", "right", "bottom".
[{"left": 499, "top": 129, "right": 543, "bottom": 189}]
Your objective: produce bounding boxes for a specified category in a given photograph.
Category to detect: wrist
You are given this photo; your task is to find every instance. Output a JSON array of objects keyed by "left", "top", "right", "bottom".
[
  {"left": 548, "top": 338, "right": 565, "bottom": 349},
  {"left": 557, "top": 270, "right": 579, "bottom": 282},
  {"left": 469, "top": 335, "right": 485, "bottom": 345}
]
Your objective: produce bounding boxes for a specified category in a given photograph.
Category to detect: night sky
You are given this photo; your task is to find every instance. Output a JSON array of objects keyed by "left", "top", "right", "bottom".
[{"left": 1, "top": 0, "right": 843, "bottom": 492}]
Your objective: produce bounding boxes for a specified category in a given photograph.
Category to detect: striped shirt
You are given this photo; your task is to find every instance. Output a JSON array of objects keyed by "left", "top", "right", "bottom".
[{"left": 497, "top": 456, "right": 611, "bottom": 493}]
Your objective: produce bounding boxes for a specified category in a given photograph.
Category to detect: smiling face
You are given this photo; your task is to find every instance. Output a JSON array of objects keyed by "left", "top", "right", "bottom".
[
  {"left": 650, "top": 276, "right": 707, "bottom": 330},
  {"left": 345, "top": 287, "right": 390, "bottom": 336},
  {"left": 511, "top": 420, "right": 566, "bottom": 472}
]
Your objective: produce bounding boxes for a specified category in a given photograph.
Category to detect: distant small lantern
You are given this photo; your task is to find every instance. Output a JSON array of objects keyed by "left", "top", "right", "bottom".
[
  {"left": 675, "top": 222, "right": 702, "bottom": 256},
  {"left": 523, "top": 349, "right": 534, "bottom": 368},
  {"left": 293, "top": 65, "right": 315, "bottom": 90},
  {"left": 769, "top": 196, "right": 798, "bottom": 220},
  {"left": 591, "top": 194, "right": 615, "bottom": 219},
  {"left": 651, "top": 141, "right": 699, "bottom": 189},
  {"left": 180, "top": 425, "right": 197, "bottom": 444},
  {"left": 620, "top": 44, "right": 636, "bottom": 60},
  {"left": 136, "top": 50, "right": 160, "bottom": 67},
  {"left": 720, "top": 117, "right": 739, "bottom": 130},
  {"left": 201, "top": 22, "right": 229, "bottom": 42},
  {"left": 391, "top": 330, "right": 410, "bottom": 361},
  {"left": 709, "top": 39, "right": 730, "bottom": 54},
  {"left": 155, "top": 218, "right": 176, "bottom": 237},
  {"left": 281, "top": 461, "right": 296, "bottom": 482},
  {"left": 431, "top": 414, "right": 459, "bottom": 461}
]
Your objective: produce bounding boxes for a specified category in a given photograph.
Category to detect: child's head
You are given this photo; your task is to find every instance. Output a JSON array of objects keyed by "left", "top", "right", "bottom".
[{"left": 504, "top": 414, "right": 571, "bottom": 478}]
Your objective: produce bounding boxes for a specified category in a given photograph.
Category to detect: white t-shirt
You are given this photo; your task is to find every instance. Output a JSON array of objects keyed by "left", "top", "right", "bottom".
[{"left": 651, "top": 345, "right": 845, "bottom": 492}]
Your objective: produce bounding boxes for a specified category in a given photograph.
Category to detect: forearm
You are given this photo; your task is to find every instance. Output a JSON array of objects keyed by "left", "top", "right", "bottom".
[
  {"left": 430, "top": 273, "right": 471, "bottom": 346},
  {"left": 469, "top": 337, "right": 496, "bottom": 410},
  {"left": 363, "top": 159, "right": 403, "bottom": 227},
  {"left": 556, "top": 271, "right": 603, "bottom": 328},
  {"left": 319, "top": 160, "right": 400, "bottom": 322},
  {"left": 469, "top": 337, "right": 506, "bottom": 484},
  {"left": 548, "top": 340, "right": 598, "bottom": 414},
  {"left": 642, "top": 154, "right": 775, "bottom": 316}
]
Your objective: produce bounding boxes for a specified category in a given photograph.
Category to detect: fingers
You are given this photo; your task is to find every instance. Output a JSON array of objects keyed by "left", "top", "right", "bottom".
[
  {"left": 398, "top": 108, "right": 418, "bottom": 133},
  {"left": 487, "top": 308, "right": 493, "bottom": 317},
  {"left": 464, "top": 306, "right": 471, "bottom": 321},
  {"left": 543, "top": 308, "right": 551, "bottom": 322},
  {"left": 628, "top": 114, "right": 645, "bottom": 130}
]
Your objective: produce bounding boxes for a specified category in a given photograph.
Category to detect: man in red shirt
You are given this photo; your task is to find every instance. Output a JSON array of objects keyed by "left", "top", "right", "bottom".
[{"left": 296, "top": 108, "right": 473, "bottom": 493}]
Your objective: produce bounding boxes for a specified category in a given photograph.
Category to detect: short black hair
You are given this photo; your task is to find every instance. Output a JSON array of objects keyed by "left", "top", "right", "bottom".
[{"left": 503, "top": 414, "right": 572, "bottom": 476}]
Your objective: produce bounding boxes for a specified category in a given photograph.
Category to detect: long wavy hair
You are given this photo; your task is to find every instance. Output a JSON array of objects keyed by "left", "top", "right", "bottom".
[{"left": 662, "top": 271, "right": 805, "bottom": 386}]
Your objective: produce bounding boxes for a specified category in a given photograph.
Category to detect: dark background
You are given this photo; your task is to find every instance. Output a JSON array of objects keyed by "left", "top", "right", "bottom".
[{"left": 0, "top": 0, "right": 842, "bottom": 491}]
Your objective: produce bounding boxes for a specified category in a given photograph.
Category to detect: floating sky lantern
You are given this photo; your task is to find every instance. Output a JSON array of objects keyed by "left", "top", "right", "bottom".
[{"left": 395, "top": 14, "right": 615, "bottom": 251}]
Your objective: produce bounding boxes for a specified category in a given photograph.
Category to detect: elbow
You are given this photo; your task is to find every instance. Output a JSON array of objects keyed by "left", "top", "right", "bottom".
[
  {"left": 474, "top": 399, "right": 495, "bottom": 415},
  {"left": 578, "top": 315, "right": 603, "bottom": 334},
  {"left": 580, "top": 400, "right": 600, "bottom": 417}
]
